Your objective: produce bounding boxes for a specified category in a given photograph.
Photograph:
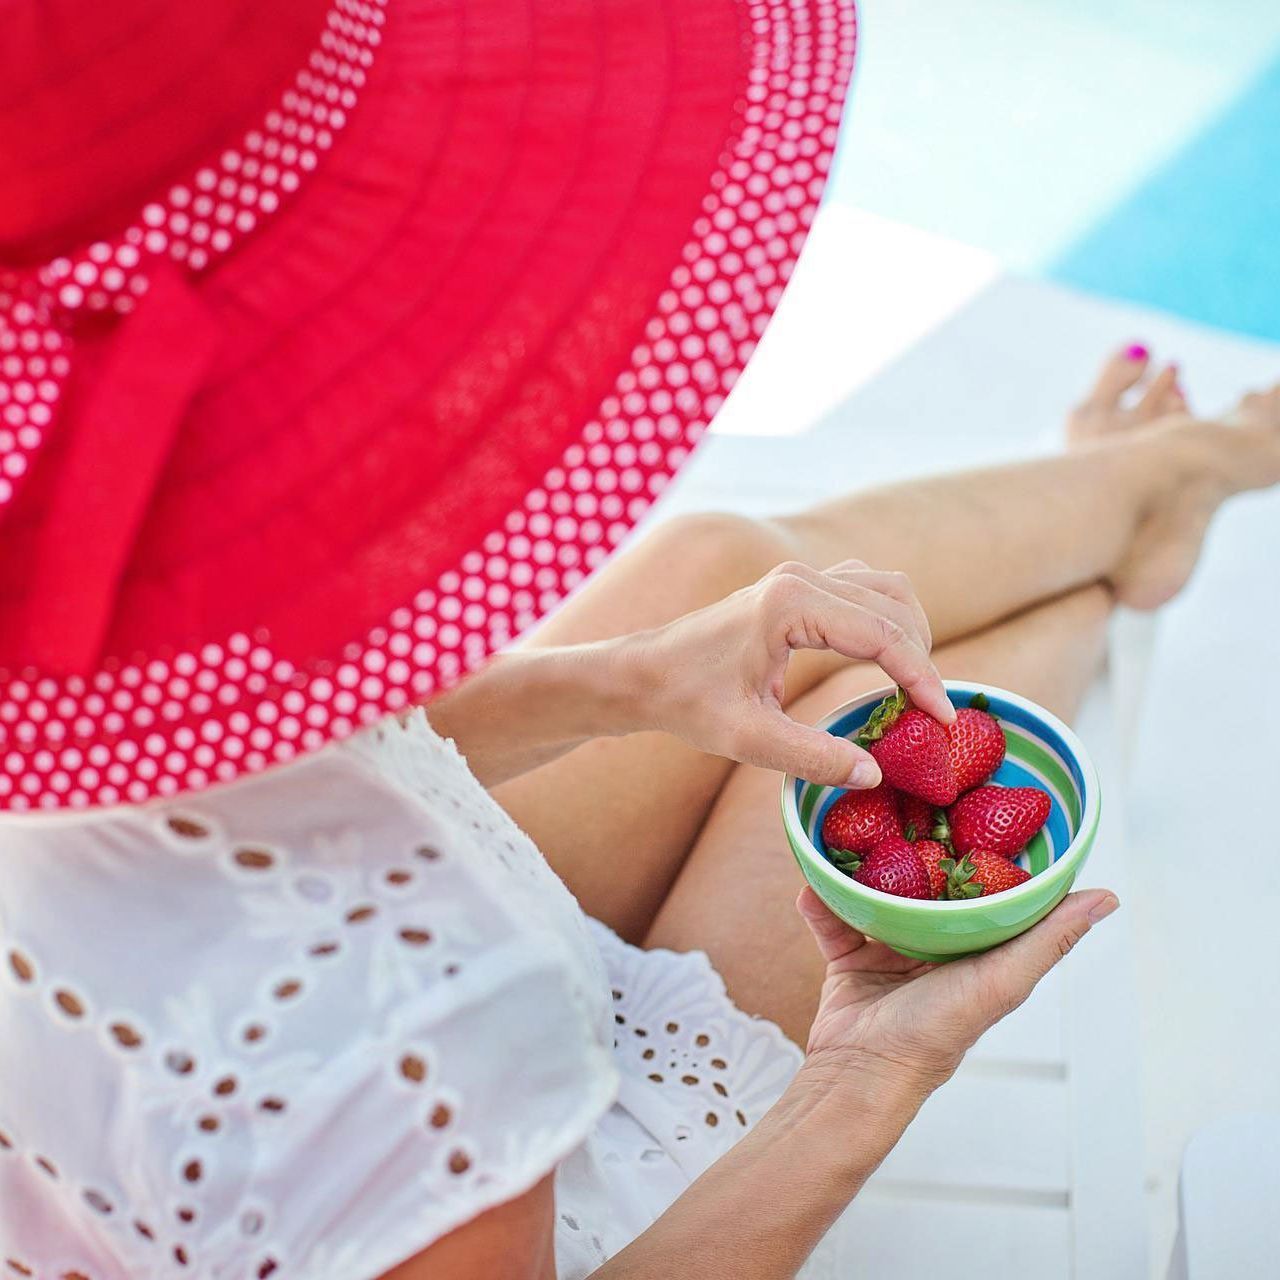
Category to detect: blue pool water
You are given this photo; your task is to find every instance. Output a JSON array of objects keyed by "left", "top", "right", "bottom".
[
  {"left": 827, "top": 3, "right": 1280, "bottom": 342},
  {"left": 1052, "top": 54, "right": 1280, "bottom": 342}
]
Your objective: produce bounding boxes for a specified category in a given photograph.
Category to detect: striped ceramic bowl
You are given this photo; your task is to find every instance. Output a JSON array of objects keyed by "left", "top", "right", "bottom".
[{"left": 781, "top": 681, "right": 1101, "bottom": 962}]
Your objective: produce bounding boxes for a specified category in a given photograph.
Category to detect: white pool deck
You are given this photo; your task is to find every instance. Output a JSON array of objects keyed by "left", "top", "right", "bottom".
[{"left": 629, "top": 205, "right": 1280, "bottom": 1278}]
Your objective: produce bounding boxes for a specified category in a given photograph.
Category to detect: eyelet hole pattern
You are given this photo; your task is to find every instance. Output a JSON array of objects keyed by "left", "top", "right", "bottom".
[
  {"left": 83, "top": 1188, "right": 113, "bottom": 1215},
  {"left": 166, "top": 815, "right": 210, "bottom": 840},
  {"left": 53, "top": 989, "right": 85, "bottom": 1018},
  {"left": 399, "top": 1054, "right": 427, "bottom": 1084},
  {"left": 109, "top": 1021, "right": 144, "bottom": 1049},
  {"left": 232, "top": 847, "right": 275, "bottom": 871}
]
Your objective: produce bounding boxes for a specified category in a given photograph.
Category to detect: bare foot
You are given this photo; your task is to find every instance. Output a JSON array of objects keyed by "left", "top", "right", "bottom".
[
  {"left": 1111, "top": 382, "right": 1280, "bottom": 609},
  {"left": 1067, "top": 343, "right": 1185, "bottom": 446}
]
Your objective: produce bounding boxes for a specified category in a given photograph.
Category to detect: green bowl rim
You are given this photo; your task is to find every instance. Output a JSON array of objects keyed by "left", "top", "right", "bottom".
[{"left": 781, "top": 680, "right": 1102, "bottom": 913}]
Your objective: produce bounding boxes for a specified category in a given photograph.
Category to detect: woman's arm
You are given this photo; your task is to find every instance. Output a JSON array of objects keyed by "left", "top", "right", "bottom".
[
  {"left": 593, "top": 1059, "right": 926, "bottom": 1278},
  {"left": 428, "top": 561, "right": 952, "bottom": 788},
  {"left": 424, "top": 638, "right": 641, "bottom": 785},
  {"left": 595, "top": 885, "right": 1115, "bottom": 1278},
  {"left": 379, "top": 888, "right": 1116, "bottom": 1280}
]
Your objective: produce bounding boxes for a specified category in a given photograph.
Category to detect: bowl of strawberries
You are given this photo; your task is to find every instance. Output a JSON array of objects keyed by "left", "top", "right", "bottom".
[{"left": 781, "top": 681, "right": 1101, "bottom": 961}]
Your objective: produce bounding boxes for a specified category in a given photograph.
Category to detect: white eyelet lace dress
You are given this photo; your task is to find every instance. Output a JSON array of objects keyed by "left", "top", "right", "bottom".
[{"left": 0, "top": 710, "right": 848, "bottom": 1278}]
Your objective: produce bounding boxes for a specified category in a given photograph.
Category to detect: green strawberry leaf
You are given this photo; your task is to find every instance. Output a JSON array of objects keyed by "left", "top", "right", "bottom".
[
  {"left": 904, "top": 822, "right": 917, "bottom": 841},
  {"left": 943, "top": 853, "right": 984, "bottom": 900},
  {"left": 853, "top": 687, "right": 906, "bottom": 748},
  {"left": 827, "top": 848, "right": 863, "bottom": 873},
  {"left": 969, "top": 692, "right": 990, "bottom": 712},
  {"left": 931, "top": 809, "right": 953, "bottom": 849}
]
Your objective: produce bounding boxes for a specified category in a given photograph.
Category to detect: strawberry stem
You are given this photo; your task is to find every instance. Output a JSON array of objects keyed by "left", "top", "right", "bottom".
[
  {"left": 826, "top": 847, "right": 862, "bottom": 874},
  {"left": 941, "top": 854, "right": 984, "bottom": 900},
  {"left": 853, "top": 687, "right": 906, "bottom": 748},
  {"left": 969, "top": 691, "right": 990, "bottom": 712},
  {"left": 931, "top": 808, "right": 954, "bottom": 851}
]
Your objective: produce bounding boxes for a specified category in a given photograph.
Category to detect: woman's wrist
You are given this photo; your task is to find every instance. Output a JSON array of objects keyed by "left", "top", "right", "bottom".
[
  {"left": 784, "top": 1052, "right": 936, "bottom": 1174},
  {"left": 425, "top": 638, "right": 654, "bottom": 785}
]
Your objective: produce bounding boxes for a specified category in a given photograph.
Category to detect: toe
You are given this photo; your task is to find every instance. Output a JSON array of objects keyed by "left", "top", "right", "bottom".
[
  {"left": 1136, "top": 363, "right": 1184, "bottom": 419},
  {"left": 1086, "top": 343, "right": 1150, "bottom": 407},
  {"left": 1238, "top": 385, "right": 1280, "bottom": 430}
]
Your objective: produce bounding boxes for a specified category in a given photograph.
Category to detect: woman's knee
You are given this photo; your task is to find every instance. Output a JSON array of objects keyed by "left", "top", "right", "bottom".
[{"left": 634, "top": 512, "right": 803, "bottom": 600}]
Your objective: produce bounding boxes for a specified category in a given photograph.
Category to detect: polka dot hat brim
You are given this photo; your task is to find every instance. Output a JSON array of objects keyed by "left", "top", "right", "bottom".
[{"left": 0, "top": 0, "right": 858, "bottom": 810}]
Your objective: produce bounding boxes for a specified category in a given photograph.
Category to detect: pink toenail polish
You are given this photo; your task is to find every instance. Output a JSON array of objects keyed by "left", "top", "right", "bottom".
[{"left": 1124, "top": 344, "right": 1148, "bottom": 361}]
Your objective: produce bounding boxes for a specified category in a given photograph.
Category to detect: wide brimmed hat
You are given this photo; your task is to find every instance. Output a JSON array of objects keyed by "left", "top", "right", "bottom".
[{"left": 0, "top": 0, "right": 856, "bottom": 810}]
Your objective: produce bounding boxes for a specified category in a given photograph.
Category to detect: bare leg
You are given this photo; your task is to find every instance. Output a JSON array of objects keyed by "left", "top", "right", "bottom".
[
  {"left": 493, "top": 363, "right": 1280, "bottom": 939},
  {"left": 642, "top": 584, "right": 1113, "bottom": 1045}
]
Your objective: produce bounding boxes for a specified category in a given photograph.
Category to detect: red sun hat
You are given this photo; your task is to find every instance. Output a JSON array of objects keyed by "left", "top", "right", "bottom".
[{"left": 0, "top": 0, "right": 857, "bottom": 811}]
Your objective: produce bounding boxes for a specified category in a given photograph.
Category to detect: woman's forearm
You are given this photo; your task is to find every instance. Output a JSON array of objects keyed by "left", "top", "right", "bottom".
[
  {"left": 591, "top": 1061, "right": 930, "bottom": 1279},
  {"left": 426, "top": 640, "right": 649, "bottom": 785}
]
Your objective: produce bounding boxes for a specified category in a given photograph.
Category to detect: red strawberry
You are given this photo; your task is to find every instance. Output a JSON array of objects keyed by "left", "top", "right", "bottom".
[
  {"left": 944, "top": 694, "right": 1006, "bottom": 793},
  {"left": 849, "top": 835, "right": 933, "bottom": 900},
  {"left": 898, "top": 794, "right": 942, "bottom": 843},
  {"left": 821, "top": 784, "right": 902, "bottom": 858},
  {"left": 855, "top": 688, "right": 957, "bottom": 806},
  {"left": 941, "top": 851, "right": 1032, "bottom": 899},
  {"left": 914, "top": 839, "right": 950, "bottom": 899},
  {"left": 945, "top": 785, "right": 1051, "bottom": 857}
]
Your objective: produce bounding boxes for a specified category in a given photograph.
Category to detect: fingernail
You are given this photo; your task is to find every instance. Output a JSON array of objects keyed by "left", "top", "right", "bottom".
[
  {"left": 1088, "top": 893, "right": 1119, "bottom": 924},
  {"left": 849, "top": 760, "right": 881, "bottom": 789},
  {"left": 1124, "top": 343, "right": 1148, "bottom": 361}
]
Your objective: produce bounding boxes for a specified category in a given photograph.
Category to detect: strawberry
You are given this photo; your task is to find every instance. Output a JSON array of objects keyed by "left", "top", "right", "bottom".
[
  {"left": 914, "top": 838, "right": 950, "bottom": 899},
  {"left": 847, "top": 835, "right": 933, "bottom": 900},
  {"left": 821, "top": 784, "right": 902, "bottom": 858},
  {"left": 944, "top": 785, "right": 1052, "bottom": 857},
  {"left": 941, "top": 851, "right": 1032, "bottom": 899},
  {"left": 898, "top": 793, "right": 942, "bottom": 843},
  {"left": 854, "top": 688, "right": 957, "bottom": 806},
  {"left": 944, "top": 693, "right": 1005, "bottom": 793}
]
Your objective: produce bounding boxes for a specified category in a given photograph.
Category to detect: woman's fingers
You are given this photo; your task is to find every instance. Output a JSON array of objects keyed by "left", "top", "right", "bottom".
[
  {"left": 762, "top": 562, "right": 930, "bottom": 655},
  {"left": 972, "top": 888, "right": 1119, "bottom": 1016},
  {"left": 737, "top": 703, "right": 882, "bottom": 786},
  {"left": 823, "top": 562, "right": 934, "bottom": 652},
  {"left": 782, "top": 584, "right": 953, "bottom": 725},
  {"left": 796, "top": 886, "right": 868, "bottom": 965}
]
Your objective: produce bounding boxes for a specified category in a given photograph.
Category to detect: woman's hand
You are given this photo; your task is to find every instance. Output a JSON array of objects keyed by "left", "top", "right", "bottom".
[
  {"left": 795, "top": 884, "right": 1120, "bottom": 1095},
  {"left": 429, "top": 558, "right": 950, "bottom": 789},
  {"left": 591, "top": 887, "right": 1120, "bottom": 1280},
  {"left": 625, "top": 560, "right": 954, "bottom": 787}
]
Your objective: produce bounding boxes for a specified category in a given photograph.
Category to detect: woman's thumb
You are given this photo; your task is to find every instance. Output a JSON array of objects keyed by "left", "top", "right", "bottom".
[{"left": 740, "top": 707, "right": 882, "bottom": 788}]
